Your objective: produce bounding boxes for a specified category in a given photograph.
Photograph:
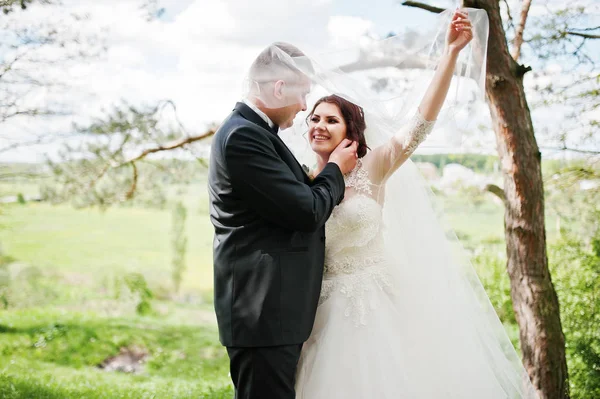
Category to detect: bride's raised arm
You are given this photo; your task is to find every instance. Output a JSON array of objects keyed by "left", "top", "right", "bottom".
[{"left": 368, "top": 9, "right": 474, "bottom": 184}]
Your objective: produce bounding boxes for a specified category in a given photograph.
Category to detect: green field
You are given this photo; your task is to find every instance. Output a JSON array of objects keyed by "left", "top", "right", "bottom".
[
  {"left": 0, "top": 178, "right": 565, "bottom": 398},
  {"left": 0, "top": 202, "right": 214, "bottom": 292},
  {"left": 0, "top": 179, "right": 234, "bottom": 398}
]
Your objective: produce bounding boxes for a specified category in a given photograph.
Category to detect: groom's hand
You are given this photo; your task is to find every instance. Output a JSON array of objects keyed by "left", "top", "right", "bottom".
[{"left": 329, "top": 139, "right": 358, "bottom": 174}]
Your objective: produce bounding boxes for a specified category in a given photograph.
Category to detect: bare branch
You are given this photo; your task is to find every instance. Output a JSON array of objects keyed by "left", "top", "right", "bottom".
[
  {"left": 0, "top": 48, "right": 34, "bottom": 81},
  {"left": 565, "top": 31, "right": 600, "bottom": 39},
  {"left": 569, "top": 26, "right": 600, "bottom": 32},
  {"left": 511, "top": 0, "right": 532, "bottom": 61},
  {"left": 125, "top": 162, "right": 138, "bottom": 200},
  {"left": 484, "top": 184, "right": 506, "bottom": 202},
  {"left": 502, "top": 0, "right": 515, "bottom": 32},
  {"left": 89, "top": 163, "right": 111, "bottom": 190},
  {"left": 540, "top": 146, "right": 600, "bottom": 155},
  {"left": 85, "top": 132, "right": 133, "bottom": 188},
  {"left": 401, "top": 1, "right": 444, "bottom": 14},
  {"left": 161, "top": 100, "right": 190, "bottom": 136},
  {"left": 120, "top": 129, "right": 215, "bottom": 166},
  {"left": 80, "top": 124, "right": 214, "bottom": 194},
  {"left": 527, "top": 5, "right": 600, "bottom": 67},
  {"left": 0, "top": 108, "right": 64, "bottom": 122}
]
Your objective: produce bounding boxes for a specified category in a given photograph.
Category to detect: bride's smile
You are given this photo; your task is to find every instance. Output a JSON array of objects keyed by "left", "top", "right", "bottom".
[{"left": 308, "top": 102, "right": 347, "bottom": 155}]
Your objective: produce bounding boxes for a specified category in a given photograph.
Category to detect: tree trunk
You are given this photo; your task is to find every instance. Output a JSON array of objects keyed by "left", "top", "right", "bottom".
[{"left": 463, "top": 1, "right": 569, "bottom": 397}]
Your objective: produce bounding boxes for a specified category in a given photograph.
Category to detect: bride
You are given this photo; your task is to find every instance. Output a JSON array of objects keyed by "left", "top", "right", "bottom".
[{"left": 293, "top": 8, "right": 539, "bottom": 399}]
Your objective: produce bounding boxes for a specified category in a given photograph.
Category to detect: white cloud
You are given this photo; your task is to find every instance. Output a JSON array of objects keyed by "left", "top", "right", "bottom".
[
  {"left": 1, "top": 0, "right": 597, "bottom": 162},
  {"left": 1, "top": 0, "right": 342, "bottom": 160},
  {"left": 328, "top": 16, "right": 373, "bottom": 48}
]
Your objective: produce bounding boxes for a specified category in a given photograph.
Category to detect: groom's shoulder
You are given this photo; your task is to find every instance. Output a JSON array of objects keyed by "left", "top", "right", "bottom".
[
  {"left": 220, "top": 113, "right": 259, "bottom": 133},
  {"left": 216, "top": 110, "right": 270, "bottom": 145}
]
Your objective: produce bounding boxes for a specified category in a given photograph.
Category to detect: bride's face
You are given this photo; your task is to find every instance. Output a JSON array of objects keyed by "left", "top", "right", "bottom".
[{"left": 308, "top": 102, "right": 347, "bottom": 157}]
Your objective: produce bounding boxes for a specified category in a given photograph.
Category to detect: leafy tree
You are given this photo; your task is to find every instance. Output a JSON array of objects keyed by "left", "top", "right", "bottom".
[{"left": 550, "top": 232, "right": 600, "bottom": 399}]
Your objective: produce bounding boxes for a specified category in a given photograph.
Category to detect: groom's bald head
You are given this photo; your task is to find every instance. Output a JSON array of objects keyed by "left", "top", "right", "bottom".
[
  {"left": 248, "top": 42, "right": 314, "bottom": 86},
  {"left": 245, "top": 42, "right": 314, "bottom": 128}
]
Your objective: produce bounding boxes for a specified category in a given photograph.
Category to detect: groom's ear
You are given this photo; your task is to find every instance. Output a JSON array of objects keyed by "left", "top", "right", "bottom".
[{"left": 273, "top": 80, "right": 285, "bottom": 100}]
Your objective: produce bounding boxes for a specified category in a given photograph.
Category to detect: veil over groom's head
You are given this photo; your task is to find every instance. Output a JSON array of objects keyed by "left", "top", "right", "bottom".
[{"left": 244, "top": 42, "right": 314, "bottom": 114}]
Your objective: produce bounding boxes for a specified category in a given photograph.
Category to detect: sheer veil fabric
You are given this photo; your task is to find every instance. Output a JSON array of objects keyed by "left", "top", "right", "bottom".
[{"left": 246, "top": 6, "right": 538, "bottom": 399}]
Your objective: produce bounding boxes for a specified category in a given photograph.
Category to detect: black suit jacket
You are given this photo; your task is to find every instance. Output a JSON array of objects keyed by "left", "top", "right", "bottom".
[{"left": 208, "top": 102, "right": 345, "bottom": 347}]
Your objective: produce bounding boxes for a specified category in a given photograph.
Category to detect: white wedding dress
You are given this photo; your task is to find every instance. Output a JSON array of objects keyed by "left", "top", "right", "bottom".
[{"left": 295, "top": 113, "right": 538, "bottom": 398}]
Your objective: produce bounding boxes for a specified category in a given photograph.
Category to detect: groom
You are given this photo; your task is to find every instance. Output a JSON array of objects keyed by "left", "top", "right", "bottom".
[{"left": 208, "top": 42, "right": 358, "bottom": 398}]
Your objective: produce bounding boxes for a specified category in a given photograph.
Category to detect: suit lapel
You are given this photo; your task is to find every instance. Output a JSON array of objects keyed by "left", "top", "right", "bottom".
[
  {"left": 234, "top": 102, "right": 310, "bottom": 183},
  {"left": 234, "top": 102, "right": 272, "bottom": 132}
]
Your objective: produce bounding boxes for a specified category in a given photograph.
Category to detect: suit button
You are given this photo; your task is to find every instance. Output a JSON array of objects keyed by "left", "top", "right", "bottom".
[{"left": 320, "top": 237, "right": 325, "bottom": 242}]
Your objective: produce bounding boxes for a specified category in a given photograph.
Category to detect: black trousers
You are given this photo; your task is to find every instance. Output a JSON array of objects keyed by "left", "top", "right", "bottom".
[{"left": 226, "top": 344, "right": 303, "bottom": 399}]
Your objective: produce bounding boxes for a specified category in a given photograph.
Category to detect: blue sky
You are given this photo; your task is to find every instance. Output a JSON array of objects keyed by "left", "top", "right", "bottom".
[{"left": 331, "top": 0, "right": 455, "bottom": 34}]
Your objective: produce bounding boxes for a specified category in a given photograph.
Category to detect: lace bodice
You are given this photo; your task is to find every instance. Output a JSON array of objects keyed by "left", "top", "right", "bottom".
[
  {"left": 320, "top": 161, "right": 391, "bottom": 325},
  {"left": 319, "top": 112, "right": 435, "bottom": 325},
  {"left": 324, "top": 110, "right": 435, "bottom": 277},
  {"left": 324, "top": 161, "right": 385, "bottom": 276}
]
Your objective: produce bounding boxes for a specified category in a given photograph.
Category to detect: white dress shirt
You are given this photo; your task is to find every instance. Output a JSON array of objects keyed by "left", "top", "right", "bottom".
[{"left": 243, "top": 99, "right": 276, "bottom": 130}]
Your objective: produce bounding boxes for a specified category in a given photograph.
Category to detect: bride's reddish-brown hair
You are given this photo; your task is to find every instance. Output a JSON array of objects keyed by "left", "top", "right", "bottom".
[{"left": 307, "top": 95, "right": 369, "bottom": 158}]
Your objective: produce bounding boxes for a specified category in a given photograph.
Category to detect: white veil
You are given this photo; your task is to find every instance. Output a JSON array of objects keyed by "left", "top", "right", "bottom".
[
  {"left": 242, "top": 6, "right": 538, "bottom": 398},
  {"left": 264, "top": 7, "right": 538, "bottom": 399}
]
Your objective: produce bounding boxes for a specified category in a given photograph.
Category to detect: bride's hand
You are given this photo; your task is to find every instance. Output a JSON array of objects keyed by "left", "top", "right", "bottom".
[{"left": 446, "top": 9, "right": 473, "bottom": 54}]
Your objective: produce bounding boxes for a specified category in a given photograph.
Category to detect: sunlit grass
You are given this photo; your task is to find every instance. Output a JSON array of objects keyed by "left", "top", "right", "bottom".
[
  {"left": 0, "top": 308, "right": 232, "bottom": 399},
  {"left": 0, "top": 177, "right": 566, "bottom": 398}
]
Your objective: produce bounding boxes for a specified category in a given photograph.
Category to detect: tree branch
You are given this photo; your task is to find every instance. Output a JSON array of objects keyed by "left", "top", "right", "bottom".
[
  {"left": 570, "top": 25, "right": 600, "bottom": 32},
  {"left": 511, "top": 0, "right": 532, "bottom": 61},
  {"left": 125, "top": 161, "right": 138, "bottom": 200},
  {"left": 0, "top": 48, "right": 34, "bottom": 81},
  {"left": 565, "top": 31, "right": 600, "bottom": 39},
  {"left": 401, "top": 1, "right": 444, "bottom": 14},
  {"left": 515, "top": 63, "right": 533, "bottom": 77},
  {"left": 484, "top": 184, "right": 506, "bottom": 202},
  {"left": 1, "top": 108, "right": 63, "bottom": 122},
  {"left": 87, "top": 129, "right": 214, "bottom": 202},
  {"left": 121, "top": 129, "right": 215, "bottom": 166},
  {"left": 502, "top": 0, "right": 515, "bottom": 32},
  {"left": 540, "top": 146, "right": 600, "bottom": 155}
]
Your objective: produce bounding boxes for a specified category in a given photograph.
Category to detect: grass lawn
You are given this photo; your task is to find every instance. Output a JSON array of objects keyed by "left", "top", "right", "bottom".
[
  {"left": 0, "top": 308, "right": 232, "bottom": 398},
  {"left": 0, "top": 182, "right": 233, "bottom": 397},
  {"left": 0, "top": 179, "right": 563, "bottom": 398}
]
